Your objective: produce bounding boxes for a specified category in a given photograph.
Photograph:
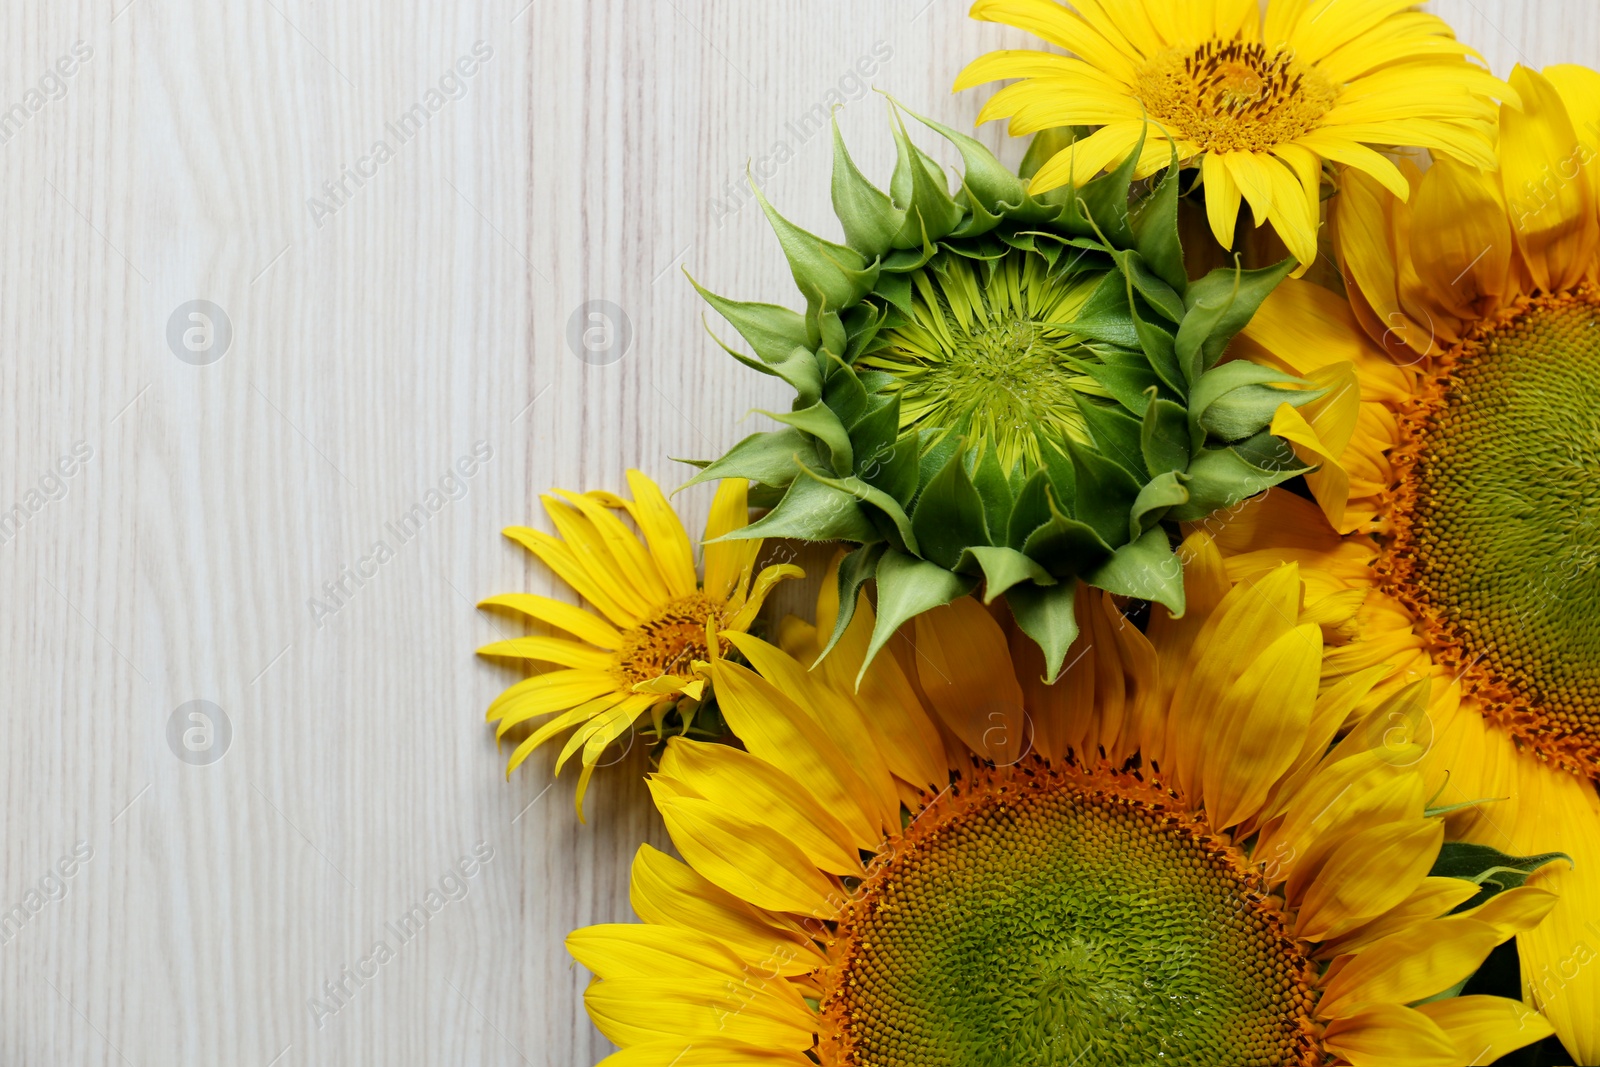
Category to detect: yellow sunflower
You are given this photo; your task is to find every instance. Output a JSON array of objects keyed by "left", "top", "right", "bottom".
[
  {"left": 954, "top": 0, "right": 1510, "bottom": 269},
  {"left": 476, "top": 473, "right": 800, "bottom": 816},
  {"left": 1227, "top": 63, "right": 1600, "bottom": 1062},
  {"left": 566, "top": 540, "right": 1558, "bottom": 1065}
]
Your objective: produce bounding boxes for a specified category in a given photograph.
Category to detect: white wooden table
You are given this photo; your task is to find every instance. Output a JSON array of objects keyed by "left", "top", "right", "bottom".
[{"left": 1, "top": 2, "right": 1592, "bottom": 1063}]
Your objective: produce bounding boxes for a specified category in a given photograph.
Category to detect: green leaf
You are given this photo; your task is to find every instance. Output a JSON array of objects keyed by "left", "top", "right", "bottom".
[
  {"left": 905, "top": 108, "right": 1030, "bottom": 215},
  {"left": 1020, "top": 496, "right": 1113, "bottom": 580},
  {"left": 958, "top": 545, "right": 1057, "bottom": 602},
  {"left": 1129, "top": 470, "right": 1188, "bottom": 540},
  {"left": 1006, "top": 581, "right": 1080, "bottom": 682},
  {"left": 912, "top": 447, "right": 991, "bottom": 570},
  {"left": 752, "top": 181, "right": 878, "bottom": 314},
  {"left": 1084, "top": 525, "right": 1185, "bottom": 613},
  {"left": 889, "top": 108, "right": 963, "bottom": 249},
  {"left": 831, "top": 116, "right": 900, "bottom": 258},
  {"left": 680, "top": 428, "right": 817, "bottom": 490},
  {"left": 822, "top": 359, "right": 869, "bottom": 427},
  {"left": 860, "top": 433, "right": 920, "bottom": 503},
  {"left": 1067, "top": 436, "right": 1142, "bottom": 548},
  {"left": 1065, "top": 272, "right": 1141, "bottom": 349},
  {"left": 1167, "top": 444, "right": 1300, "bottom": 521},
  {"left": 1074, "top": 396, "right": 1148, "bottom": 483},
  {"left": 1190, "top": 361, "right": 1312, "bottom": 443},
  {"left": 759, "top": 401, "right": 854, "bottom": 475},
  {"left": 847, "top": 396, "right": 901, "bottom": 477},
  {"left": 730, "top": 475, "right": 879, "bottom": 544},
  {"left": 818, "top": 542, "right": 886, "bottom": 662},
  {"left": 1076, "top": 346, "right": 1163, "bottom": 415},
  {"left": 1428, "top": 843, "right": 1572, "bottom": 913},
  {"left": 1129, "top": 152, "right": 1186, "bottom": 293},
  {"left": 864, "top": 550, "right": 978, "bottom": 676},
  {"left": 1120, "top": 250, "right": 1185, "bottom": 324},
  {"left": 969, "top": 445, "right": 1016, "bottom": 547},
  {"left": 690, "top": 278, "right": 811, "bottom": 366},
  {"left": 794, "top": 464, "right": 920, "bottom": 556},
  {"left": 1007, "top": 470, "right": 1055, "bottom": 551},
  {"left": 1141, "top": 394, "right": 1191, "bottom": 476},
  {"left": 1178, "top": 258, "right": 1296, "bottom": 378},
  {"left": 1020, "top": 126, "right": 1083, "bottom": 182}
]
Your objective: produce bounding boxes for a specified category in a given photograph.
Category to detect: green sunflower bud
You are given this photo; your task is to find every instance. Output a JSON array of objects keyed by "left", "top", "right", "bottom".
[{"left": 690, "top": 102, "right": 1317, "bottom": 680}]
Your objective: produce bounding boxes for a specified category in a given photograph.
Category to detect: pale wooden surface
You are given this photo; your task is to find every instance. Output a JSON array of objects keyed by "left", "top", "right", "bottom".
[{"left": 0, "top": 2, "right": 1592, "bottom": 1063}]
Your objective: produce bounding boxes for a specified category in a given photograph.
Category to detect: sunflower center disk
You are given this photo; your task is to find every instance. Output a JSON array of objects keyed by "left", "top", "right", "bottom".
[
  {"left": 859, "top": 250, "right": 1099, "bottom": 475},
  {"left": 821, "top": 766, "right": 1317, "bottom": 1067},
  {"left": 1385, "top": 292, "right": 1600, "bottom": 769},
  {"left": 1137, "top": 40, "right": 1336, "bottom": 153},
  {"left": 614, "top": 593, "right": 717, "bottom": 684}
]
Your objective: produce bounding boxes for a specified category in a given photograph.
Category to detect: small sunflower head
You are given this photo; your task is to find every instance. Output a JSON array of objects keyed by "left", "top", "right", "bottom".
[{"left": 690, "top": 103, "right": 1320, "bottom": 677}]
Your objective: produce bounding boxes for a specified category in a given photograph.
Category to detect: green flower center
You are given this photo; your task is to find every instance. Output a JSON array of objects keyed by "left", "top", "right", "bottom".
[
  {"left": 858, "top": 249, "right": 1103, "bottom": 475},
  {"left": 1382, "top": 291, "right": 1600, "bottom": 772},
  {"left": 819, "top": 764, "right": 1318, "bottom": 1067}
]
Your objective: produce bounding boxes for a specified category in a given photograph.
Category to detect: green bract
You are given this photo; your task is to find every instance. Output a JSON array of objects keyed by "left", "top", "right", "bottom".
[{"left": 689, "top": 105, "right": 1317, "bottom": 678}]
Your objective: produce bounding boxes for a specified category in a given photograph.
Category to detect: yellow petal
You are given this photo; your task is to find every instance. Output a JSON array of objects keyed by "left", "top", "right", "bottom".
[
  {"left": 568, "top": 922, "right": 752, "bottom": 982},
  {"left": 541, "top": 497, "right": 653, "bottom": 619},
  {"left": 1410, "top": 156, "right": 1513, "bottom": 321},
  {"left": 624, "top": 470, "right": 698, "bottom": 599},
  {"left": 486, "top": 670, "right": 620, "bottom": 730},
  {"left": 584, "top": 976, "right": 815, "bottom": 1051},
  {"left": 1321, "top": 877, "right": 1482, "bottom": 958},
  {"left": 629, "top": 845, "right": 826, "bottom": 976},
  {"left": 724, "top": 563, "right": 805, "bottom": 633},
  {"left": 1320, "top": 915, "right": 1500, "bottom": 1018},
  {"left": 710, "top": 659, "right": 882, "bottom": 847},
  {"left": 702, "top": 479, "right": 758, "bottom": 602},
  {"left": 1270, "top": 396, "right": 1353, "bottom": 533},
  {"left": 723, "top": 632, "right": 900, "bottom": 832},
  {"left": 650, "top": 787, "right": 839, "bottom": 918},
  {"left": 477, "top": 592, "right": 623, "bottom": 649},
  {"left": 1322, "top": 1003, "right": 1460, "bottom": 1067},
  {"left": 1500, "top": 65, "right": 1598, "bottom": 293},
  {"left": 967, "top": 0, "right": 1140, "bottom": 85},
  {"left": 658, "top": 739, "right": 863, "bottom": 876},
  {"left": 1202, "top": 151, "right": 1242, "bottom": 250},
  {"left": 1028, "top": 121, "right": 1146, "bottom": 192},
  {"left": 597, "top": 1041, "right": 815, "bottom": 1067},
  {"left": 1414, "top": 996, "right": 1557, "bottom": 1065},
  {"left": 476, "top": 636, "right": 614, "bottom": 671},
  {"left": 555, "top": 488, "right": 671, "bottom": 605},
  {"left": 1296, "top": 816, "right": 1443, "bottom": 943},
  {"left": 1199, "top": 622, "right": 1321, "bottom": 830},
  {"left": 503, "top": 526, "right": 643, "bottom": 628},
  {"left": 913, "top": 597, "right": 1027, "bottom": 766}
]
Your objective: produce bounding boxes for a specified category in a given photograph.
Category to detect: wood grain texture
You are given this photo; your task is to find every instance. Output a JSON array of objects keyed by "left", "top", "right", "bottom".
[{"left": 0, "top": 2, "right": 1591, "bottom": 1063}]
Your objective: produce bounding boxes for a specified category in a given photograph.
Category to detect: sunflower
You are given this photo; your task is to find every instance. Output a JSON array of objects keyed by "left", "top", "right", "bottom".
[
  {"left": 954, "top": 0, "right": 1511, "bottom": 270},
  {"left": 566, "top": 539, "right": 1559, "bottom": 1065},
  {"left": 1225, "top": 63, "right": 1600, "bottom": 1063},
  {"left": 696, "top": 102, "right": 1318, "bottom": 678},
  {"left": 476, "top": 473, "right": 800, "bottom": 816}
]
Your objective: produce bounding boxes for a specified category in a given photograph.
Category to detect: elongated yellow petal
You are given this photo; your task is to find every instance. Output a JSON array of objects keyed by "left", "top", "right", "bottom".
[
  {"left": 710, "top": 659, "right": 882, "bottom": 848},
  {"left": 503, "top": 526, "right": 643, "bottom": 628},
  {"left": 702, "top": 479, "right": 757, "bottom": 602},
  {"left": 476, "top": 636, "right": 614, "bottom": 671},
  {"left": 723, "top": 632, "right": 900, "bottom": 832},
  {"left": 1296, "top": 816, "right": 1442, "bottom": 943},
  {"left": 1320, "top": 876, "right": 1482, "bottom": 958},
  {"left": 1500, "top": 66, "right": 1598, "bottom": 293},
  {"left": 651, "top": 788, "right": 840, "bottom": 918},
  {"left": 624, "top": 470, "right": 698, "bottom": 599},
  {"left": 555, "top": 488, "right": 671, "bottom": 606},
  {"left": 487, "top": 670, "right": 620, "bottom": 730},
  {"left": 1414, "top": 996, "right": 1556, "bottom": 1065},
  {"left": 541, "top": 496, "right": 654, "bottom": 620},
  {"left": 659, "top": 739, "right": 864, "bottom": 877},
  {"left": 1200, "top": 622, "right": 1321, "bottom": 830},
  {"left": 913, "top": 597, "right": 1027, "bottom": 766},
  {"left": 568, "top": 923, "right": 752, "bottom": 982},
  {"left": 1202, "top": 151, "right": 1242, "bottom": 251},
  {"left": 1320, "top": 914, "right": 1500, "bottom": 1018},
  {"left": 629, "top": 845, "right": 826, "bottom": 976},
  {"left": 1322, "top": 1003, "right": 1460, "bottom": 1067},
  {"left": 968, "top": 0, "right": 1140, "bottom": 85},
  {"left": 585, "top": 976, "right": 815, "bottom": 1051},
  {"left": 597, "top": 1042, "right": 815, "bottom": 1067},
  {"left": 1029, "top": 121, "right": 1147, "bottom": 192},
  {"left": 477, "top": 592, "right": 623, "bottom": 649}
]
